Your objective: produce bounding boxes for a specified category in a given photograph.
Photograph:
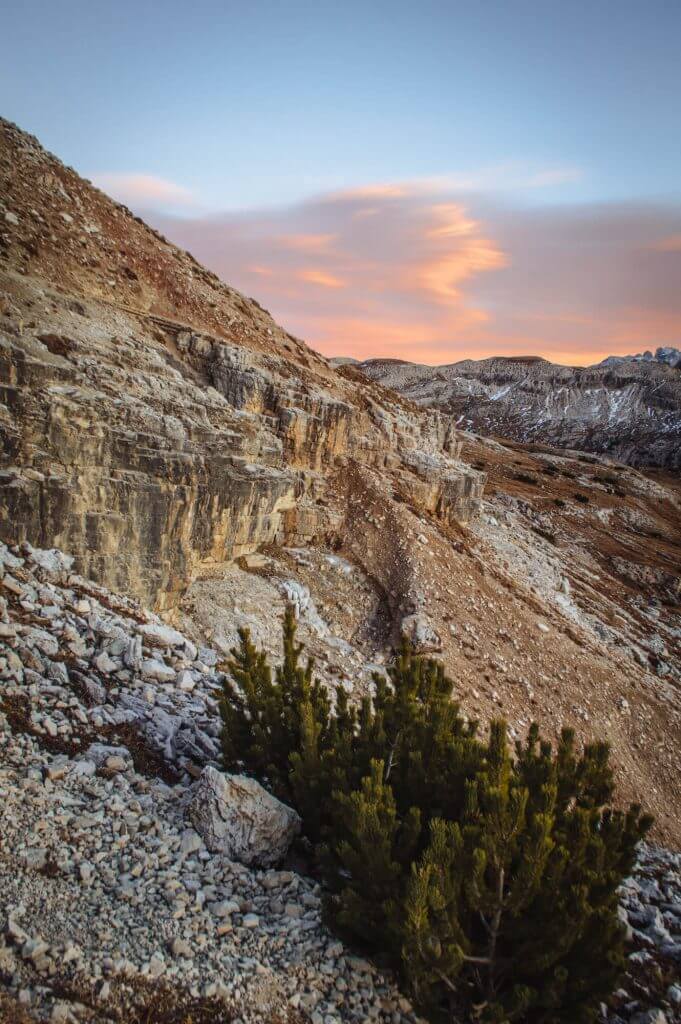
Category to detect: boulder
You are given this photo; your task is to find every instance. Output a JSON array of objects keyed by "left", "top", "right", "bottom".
[
  {"left": 84, "top": 743, "right": 131, "bottom": 771},
  {"left": 138, "top": 622, "right": 187, "bottom": 649},
  {"left": 400, "top": 613, "right": 442, "bottom": 653},
  {"left": 27, "top": 547, "right": 75, "bottom": 577},
  {"left": 188, "top": 766, "right": 300, "bottom": 867}
]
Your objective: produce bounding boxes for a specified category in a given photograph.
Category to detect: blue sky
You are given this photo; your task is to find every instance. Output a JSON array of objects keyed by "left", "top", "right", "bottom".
[{"left": 3, "top": 0, "right": 681, "bottom": 362}]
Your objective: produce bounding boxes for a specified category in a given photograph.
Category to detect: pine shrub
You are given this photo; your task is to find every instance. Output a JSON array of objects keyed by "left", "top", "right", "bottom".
[{"left": 220, "top": 608, "right": 652, "bottom": 1023}]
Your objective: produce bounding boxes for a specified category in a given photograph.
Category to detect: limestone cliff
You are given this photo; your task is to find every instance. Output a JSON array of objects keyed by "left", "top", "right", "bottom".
[{"left": 0, "top": 117, "right": 483, "bottom": 609}]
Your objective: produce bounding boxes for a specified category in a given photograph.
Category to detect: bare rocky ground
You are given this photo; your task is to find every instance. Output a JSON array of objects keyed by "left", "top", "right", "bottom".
[
  {"left": 0, "top": 543, "right": 414, "bottom": 1024},
  {"left": 0, "top": 543, "right": 679, "bottom": 1024},
  {"left": 175, "top": 451, "right": 681, "bottom": 850}
]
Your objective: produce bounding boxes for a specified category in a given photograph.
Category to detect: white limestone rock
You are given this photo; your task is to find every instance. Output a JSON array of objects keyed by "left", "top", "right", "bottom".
[
  {"left": 400, "top": 612, "right": 442, "bottom": 653},
  {"left": 141, "top": 658, "right": 176, "bottom": 683},
  {"left": 188, "top": 766, "right": 301, "bottom": 867},
  {"left": 139, "top": 622, "right": 187, "bottom": 649},
  {"left": 28, "top": 547, "right": 75, "bottom": 576}
]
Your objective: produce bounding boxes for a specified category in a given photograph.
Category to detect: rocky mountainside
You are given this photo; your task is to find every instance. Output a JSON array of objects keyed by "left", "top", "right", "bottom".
[
  {"left": 352, "top": 352, "right": 681, "bottom": 469},
  {"left": 0, "top": 117, "right": 482, "bottom": 614},
  {"left": 1, "top": 118, "right": 680, "bottom": 1022},
  {"left": 1, "top": 543, "right": 678, "bottom": 1024}
]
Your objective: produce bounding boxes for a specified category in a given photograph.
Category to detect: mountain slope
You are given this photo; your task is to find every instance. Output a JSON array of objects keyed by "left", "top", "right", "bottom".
[
  {"left": 1, "top": 117, "right": 680, "bottom": 849},
  {"left": 0, "top": 117, "right": 482, "bottom": 610},
  {"left": 353, "top": 353, "right": 681, "bottom": 468}
]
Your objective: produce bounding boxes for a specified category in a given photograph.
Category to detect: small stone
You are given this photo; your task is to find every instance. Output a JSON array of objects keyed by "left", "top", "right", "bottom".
[
  {"left": 22, "top": 848, "right": 48, "bottom": 871},
  {"left": 139, "top": 622, "right": 187, "bottom": 648},
  {"left": 1, "top": 575, "right": 24, "bottom": 596},
  {"left": 141, "top": 658, "right": 176, "bottom": 683},
  {"left": 242, "top": 913, "right": 259, "bottom": 929},
  {"left": 176, "top": 669, "right": 195, "bottom": 691},
  {"left": 62, "top": 944, "right": 82, "bottom": 964},
  {"left": 85, "top": 743, "right": 130, "bottom": 769},
  {"left": 170, "top": 937, "right": 192, "bottom": 958},
  {"left": 147, "top": 955, "right": 166, "bottom": 978},
  {"left": 212, "top": 900, "right": 239, "bottom": 918},
  {"left": 631, "top": 1012, "right": 667, "bottom": 1024},
  {"left": 667, "top": 985, "right": 681, "bottom": 1006},
  {"left": 95, "top": 651, "right": 118, "bottom": 674},
  {"left": 79, "top": 862, "right": 94, "bottom": 884},
  {"left": 23, "top": 938, "right": 50, "bottom": 963},
  {"left": 179, "top": 829, "right": 203, "bottom": 858}
]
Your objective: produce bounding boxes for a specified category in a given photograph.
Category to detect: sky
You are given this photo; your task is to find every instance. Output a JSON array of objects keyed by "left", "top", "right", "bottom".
[{"left": 2, "top": 0, "right": 681, "bottom": 365}]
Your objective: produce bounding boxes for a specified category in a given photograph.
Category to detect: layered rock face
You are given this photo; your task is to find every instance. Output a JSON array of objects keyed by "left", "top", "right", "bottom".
[
  {"left": 353, "top": 354, "right": 681, "bottom": 469},
  {"left": 0, "top": 118, "right": 483, "bottom": 610}
]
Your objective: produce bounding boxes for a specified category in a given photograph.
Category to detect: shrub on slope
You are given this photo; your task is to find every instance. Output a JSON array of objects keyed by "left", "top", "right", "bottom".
[{"left": 220, "top": 607, "right": 652, "bottom": 1023}]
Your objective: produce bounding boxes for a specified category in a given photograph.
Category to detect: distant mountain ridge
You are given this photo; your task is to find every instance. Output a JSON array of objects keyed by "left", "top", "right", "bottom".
[
  {"left": 352, "top": 348, "right": 681, "bottom": 469},
  {"left": 599, "top": 346, "right": 681, "bottom": 368}
]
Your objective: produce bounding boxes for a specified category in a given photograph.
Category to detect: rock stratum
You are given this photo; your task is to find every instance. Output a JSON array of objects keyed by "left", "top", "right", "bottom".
[
  {"left": 0, "top": 117, "right": 482, "bottom": 612},
  {"left": 352, "top": 353, "right": 681, "bottom": 469},
  {"left": 0, "top": 118, "right": 680, "bottom": 1023}
]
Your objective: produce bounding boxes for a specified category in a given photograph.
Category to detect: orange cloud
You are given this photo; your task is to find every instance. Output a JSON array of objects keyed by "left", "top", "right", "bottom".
[
  {"left": 298, "top": 269, "right": 346, "bottom": 289},
  {"left": 277, "top": 233, "right": 336, "bottom": 252},
  {"left": 418, "top": 203, "right": 507, "bottom": 302},
  {"left": 328, "top": 183, "right": 408, "bottom": 200},
  {"left": 649, "top": 234, "right": 681, "bottom": 252}
]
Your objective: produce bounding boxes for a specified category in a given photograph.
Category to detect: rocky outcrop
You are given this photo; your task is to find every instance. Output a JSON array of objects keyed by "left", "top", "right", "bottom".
[
  {"left": 188, "top": 767, "right": 301, "bottom": 867},
  {"left": 354, "top": 354, "right": 681, "bottom": 469},
  {"left": 0, "top": 118, "right": 483, "bottom": 611}
]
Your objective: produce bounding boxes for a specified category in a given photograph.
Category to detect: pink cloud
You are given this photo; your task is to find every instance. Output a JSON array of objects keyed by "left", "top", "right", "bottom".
[
  {"left": 93, "top": 173, "right": 196, "bottom": 211},
  {"left": 298, "top": 269, "right": 346, "bottom": 289},
  {"left": 277, "top": 233, "right": 336, "bottom": 252},
  {"left": 147, "top": 188, "right": 681, "bottom": 365},
  {"left": 649, "top": 234, "right": 681, "bottom": 252}
]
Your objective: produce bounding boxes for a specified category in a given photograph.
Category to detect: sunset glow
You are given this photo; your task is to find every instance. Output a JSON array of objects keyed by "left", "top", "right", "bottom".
[
  {"left": 149, "top": 182, "right": 681, "bottom": 366},
  {"left": 13, "top": 1, "right": 675, "bottom": 368}
]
